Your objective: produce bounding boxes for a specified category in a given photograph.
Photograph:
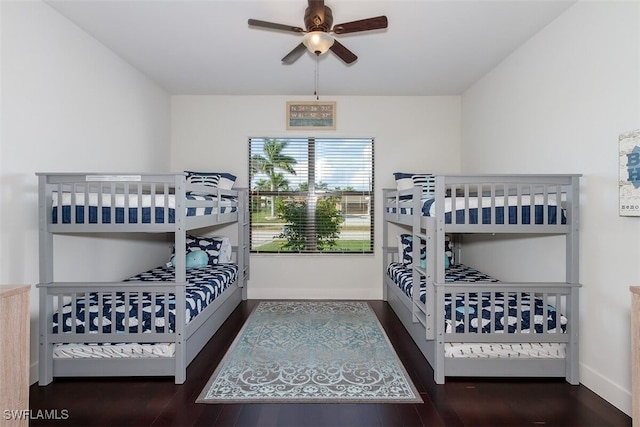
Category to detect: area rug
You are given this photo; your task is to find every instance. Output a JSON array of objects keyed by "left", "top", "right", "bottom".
[{"left": 196, "top": 301, "right": 422, "bottom": 403}]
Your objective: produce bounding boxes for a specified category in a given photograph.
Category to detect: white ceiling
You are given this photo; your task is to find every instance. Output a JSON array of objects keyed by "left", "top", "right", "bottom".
[{"left": 44, "top": 0, "right": 576, "bottom": 96}]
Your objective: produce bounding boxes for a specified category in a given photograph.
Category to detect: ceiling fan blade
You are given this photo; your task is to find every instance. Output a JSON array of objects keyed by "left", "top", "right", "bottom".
[
  {"left": 332, "top": 16, "right": 388, "bottom": 34},
  {"left": 329, "top": 40, "right": 357, "bottom": 64},
  {"left": 282, "top": 42, "right": 308, "bottom": 65},
  {"left": 248, "top": 19, "right": 304, "bottom": 33}
]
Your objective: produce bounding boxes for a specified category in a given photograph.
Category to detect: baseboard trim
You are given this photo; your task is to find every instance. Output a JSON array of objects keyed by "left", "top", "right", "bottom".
[{"left": 580, "top": 362, "right": 631, "bottom": 416}]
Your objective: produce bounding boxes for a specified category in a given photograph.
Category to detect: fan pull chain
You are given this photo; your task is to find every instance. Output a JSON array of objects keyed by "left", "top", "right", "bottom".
[{"left": 314, "top": 54, "right": 320, "bottom": 100}]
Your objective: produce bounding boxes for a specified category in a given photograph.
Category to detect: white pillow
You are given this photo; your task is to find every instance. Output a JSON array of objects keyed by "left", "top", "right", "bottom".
[
  {"left": 213, "top": 236, "right": 233, "bottom": 263},
  {"left": 217, "top": 173, "right": 237, "bottom": 190},
  {"left": 393, "top": 172, "right": 414, "bottom": 192}
]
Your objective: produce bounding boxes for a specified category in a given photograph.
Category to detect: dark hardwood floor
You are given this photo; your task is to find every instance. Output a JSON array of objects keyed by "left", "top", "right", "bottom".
[{"left": 30, "top": 300, "right": 631, "bottom": 427}]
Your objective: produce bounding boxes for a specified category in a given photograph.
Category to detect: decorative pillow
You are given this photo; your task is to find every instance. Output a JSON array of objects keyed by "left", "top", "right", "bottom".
[
  {"left": 187, "top": 235, "right": 223, "bottom": 265},
  {"left": 397, "top": 233, "right": 412, "bottom": 264},
  {"left": 209, "top": 236, "right": 232, "bottom": 263},
  {"left": 186, "top": 172, "right": 218, "bottom": 196},
  {"left": 412, "top": 174, "right": 435, "bottom": 199},
  {"left": 394, "top": 172, "right": 435, "bottom": 200},
  {"left": 171, "top": 235, "right": 231, "bottom": 265},
  {"left": 216, "top": 173, "right": 237, "bottom": 190},
  {"left": 419, "top": 253, "right": 450, "bottom": 269},
  {"left": 444, "top": 234, "right": 454, "bottom": 266},
  {"left": 397, "top": 234, "right": 425, "bottom": 266},
  {"left": 394, "top": 172, "right": 417, "bottom": 200},
  {"left": 186, "top": 171, "right": 236, "bottom": 187},
  {"left": 186, "top": 173, "right": 220, "bottom": 196},
  {"left": 393, "top": 172, "right": 415, "bottom": 192},
  {"left": 398, "top": 233, "right": 453, "bottom": 268},
  {"left": 186, "top": 173, "right": 219, "bottom": 187},
  {"left": 170, "top": 250, "right": 209, "bottom": 269},
  {"left": 185, "top": 171, "right": 237, "bottom": 194}
]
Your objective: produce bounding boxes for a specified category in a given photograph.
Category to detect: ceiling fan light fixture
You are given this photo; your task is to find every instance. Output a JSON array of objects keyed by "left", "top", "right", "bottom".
[{"left": 302, "top": 31, "right": 334, "bottom": 55}]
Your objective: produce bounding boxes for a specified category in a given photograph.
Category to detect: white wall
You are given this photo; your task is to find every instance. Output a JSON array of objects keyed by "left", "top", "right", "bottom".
[
  {"left": 461, "top": 0, "right": 640, "bottom": 415},
  {"left": 171, "top": 95, "right": 461, "bottom": 299},
  {"left": 1, "top": 1, "right": 171, "bottom": 382}
]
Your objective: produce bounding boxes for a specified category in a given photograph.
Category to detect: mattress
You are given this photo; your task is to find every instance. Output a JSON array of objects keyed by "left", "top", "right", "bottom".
[
  {"left": 52, "top": 263, "right": 238, "bottom": 334},
  {"left": 53, "top": 343, "right": 176, "bottom": 359},
  {"left": 51, "top": 192, "right": 237, "bottom": 224},
  {"left": 444, "top": 342, "right": 566, "bottom": 359},
  {"left": 386, "top": 262, "right": 568, "bottom": 335},
  {"left": 387, "top": 262, "right": 499, "bottom": 303},
  {"left": 51, "top": 263, "right": 238, "bottom": 359},
  {"left": 387, "top": 194, "right": 564, "bottom": 224}
]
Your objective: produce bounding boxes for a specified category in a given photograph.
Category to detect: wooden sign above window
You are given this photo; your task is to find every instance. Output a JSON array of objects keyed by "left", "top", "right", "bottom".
[{"left": 286, "top": 101, "right": 336, "bottom": 130}]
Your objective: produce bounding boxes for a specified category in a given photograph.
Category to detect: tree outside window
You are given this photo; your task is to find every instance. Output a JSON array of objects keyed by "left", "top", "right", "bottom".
[{"left": 249, "top": 137, "right": 374, "bottom": 254}]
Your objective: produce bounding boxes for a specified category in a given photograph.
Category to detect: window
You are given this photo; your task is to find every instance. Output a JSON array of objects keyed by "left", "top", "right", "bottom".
[{"left": 249, "top": 137, "right": 374, "bottom": 254}]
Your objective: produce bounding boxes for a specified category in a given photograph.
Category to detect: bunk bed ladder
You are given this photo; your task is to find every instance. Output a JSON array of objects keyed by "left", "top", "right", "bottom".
[
  {"left": 412, "top": 230, "right": 429, "bottom": 333},
  {"left": 239, "top": 189, "right": 250, "bottom": 299},
  {"left": 173, "top": 174, "right": 188, "bottom": 384},
  {"left": 37, "top": 174, "right": 55, "bottom": 385},
  {"left": 382, "top": 202, "right": 389, "bottom": 302},
  {"left": 565, "top": 174, "right": 581, "bottom": 385},
  {"left": 410, "top": 185, "right": 436, "bottom": 340}
]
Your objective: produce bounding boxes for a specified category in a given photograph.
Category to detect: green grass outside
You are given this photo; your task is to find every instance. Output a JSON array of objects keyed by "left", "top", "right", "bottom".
[
  {"left": 253, "top": 239, "right": 372, "bottom": 253},
  {"left": 252, "top": 211, "right": 286, "bottom": 223}
]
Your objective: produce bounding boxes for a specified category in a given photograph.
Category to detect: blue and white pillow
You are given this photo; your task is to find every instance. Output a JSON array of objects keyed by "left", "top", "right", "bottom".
[
  {"left": 412, "top": 174, "right": 435, "bottom": 199},
  {"left": 393, "top": 172, "right": 415, "bottom": 192},
  {"left": 186, "top": 235, "right": 223, "bottom": 265},
  {"left": 169, "top": 250, "right": 209, "bottom": 269},
  {"left": 186, "top": 172, "right": 219, "bottom": 196},
  {"left": 185, "top": 171, "right": 237, "bottom": 193},
  {"left": 171, "top": 235, "right": 231, "bottom": 266},
  {"left": 394, "top": 172, "right": 416, "bottom": 200},
  {"left": 393, "top": 172, "right": 435, "bottom": 200},
  {"left": 444, "top": 235, "right": 454, "bottom": 266},
  {"left": 397, "top": 234, "right": 426, "bottom": 266},
  {"left": 397, "top": 233, "right": 453, "bottom": 268},
  {"left": 187, "top": 174, "right": 219, "bottom": 187}
]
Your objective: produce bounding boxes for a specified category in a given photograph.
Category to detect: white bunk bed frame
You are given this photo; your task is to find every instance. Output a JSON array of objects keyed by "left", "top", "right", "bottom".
[
  {"left": 382, "top": 174, "right": 581, "bottom": 384},
  {"left": 36, "top": 172, "right": 250, "bottom": 385}
]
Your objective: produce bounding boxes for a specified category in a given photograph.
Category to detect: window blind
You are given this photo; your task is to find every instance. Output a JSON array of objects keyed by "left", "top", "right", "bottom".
[{"left": 249, "top": 137, "right": 374, "bottom": 254}]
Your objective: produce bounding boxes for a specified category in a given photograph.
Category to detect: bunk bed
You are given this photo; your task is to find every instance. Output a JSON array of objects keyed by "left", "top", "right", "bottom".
[
  {"left": 36, "top": 172, "right": 250, "bottom": 385},
  {"left": 382, "top": 174, "right": 581, "bottom": 384}
]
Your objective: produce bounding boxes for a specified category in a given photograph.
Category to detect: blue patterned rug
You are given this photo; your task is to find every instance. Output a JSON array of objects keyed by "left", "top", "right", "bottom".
[{"left": 196, "top": 301, "right": 422, "bottom": 403}]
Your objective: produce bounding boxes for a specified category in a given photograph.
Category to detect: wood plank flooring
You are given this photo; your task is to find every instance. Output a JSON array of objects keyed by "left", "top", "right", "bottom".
[{"left": 29, "top": 300, "right": 632, "bottom": 427}]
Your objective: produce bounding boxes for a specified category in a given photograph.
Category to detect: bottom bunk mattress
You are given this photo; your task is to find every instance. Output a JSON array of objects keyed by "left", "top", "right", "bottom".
[
  {"left": 386, "top": 262, "right": 568, "bottom": 358},
  {"left": 51, "top": 263, "right": 238, "bottom": 358},
  {"left": 53, "top": 342, "right": 176, "bottom": 359}
]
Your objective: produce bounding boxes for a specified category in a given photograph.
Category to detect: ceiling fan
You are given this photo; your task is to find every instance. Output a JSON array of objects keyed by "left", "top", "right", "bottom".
[{"left": 248, "top": 0, "right": 388, "bottom": 65}]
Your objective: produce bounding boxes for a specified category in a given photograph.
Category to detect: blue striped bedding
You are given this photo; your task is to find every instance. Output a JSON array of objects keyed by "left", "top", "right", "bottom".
[
  {"left": 52, "top": 194, "right": 237, "bottom": 224},
  {"left": 52, "top": 263, "right": 238, "bottom": 334},
  {"left": 386, "top": 262, "right": 566, "bottom": 334},
  {"left": 387, "top": 196, "right": 565, "bottom": 225}
]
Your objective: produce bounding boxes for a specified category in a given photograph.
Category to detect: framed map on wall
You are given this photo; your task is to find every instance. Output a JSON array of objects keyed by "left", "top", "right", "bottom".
[{"left": 619, "top": 129, "right": 640, "bottom": 216}]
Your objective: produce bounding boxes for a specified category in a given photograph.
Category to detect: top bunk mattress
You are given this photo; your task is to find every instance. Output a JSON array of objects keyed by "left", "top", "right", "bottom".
[
  {"left": 387, "top": 194, "right": 565, "bottom": 225},
  {"left": 51, "top": 192, "right": 237, "bottom": 224}
]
